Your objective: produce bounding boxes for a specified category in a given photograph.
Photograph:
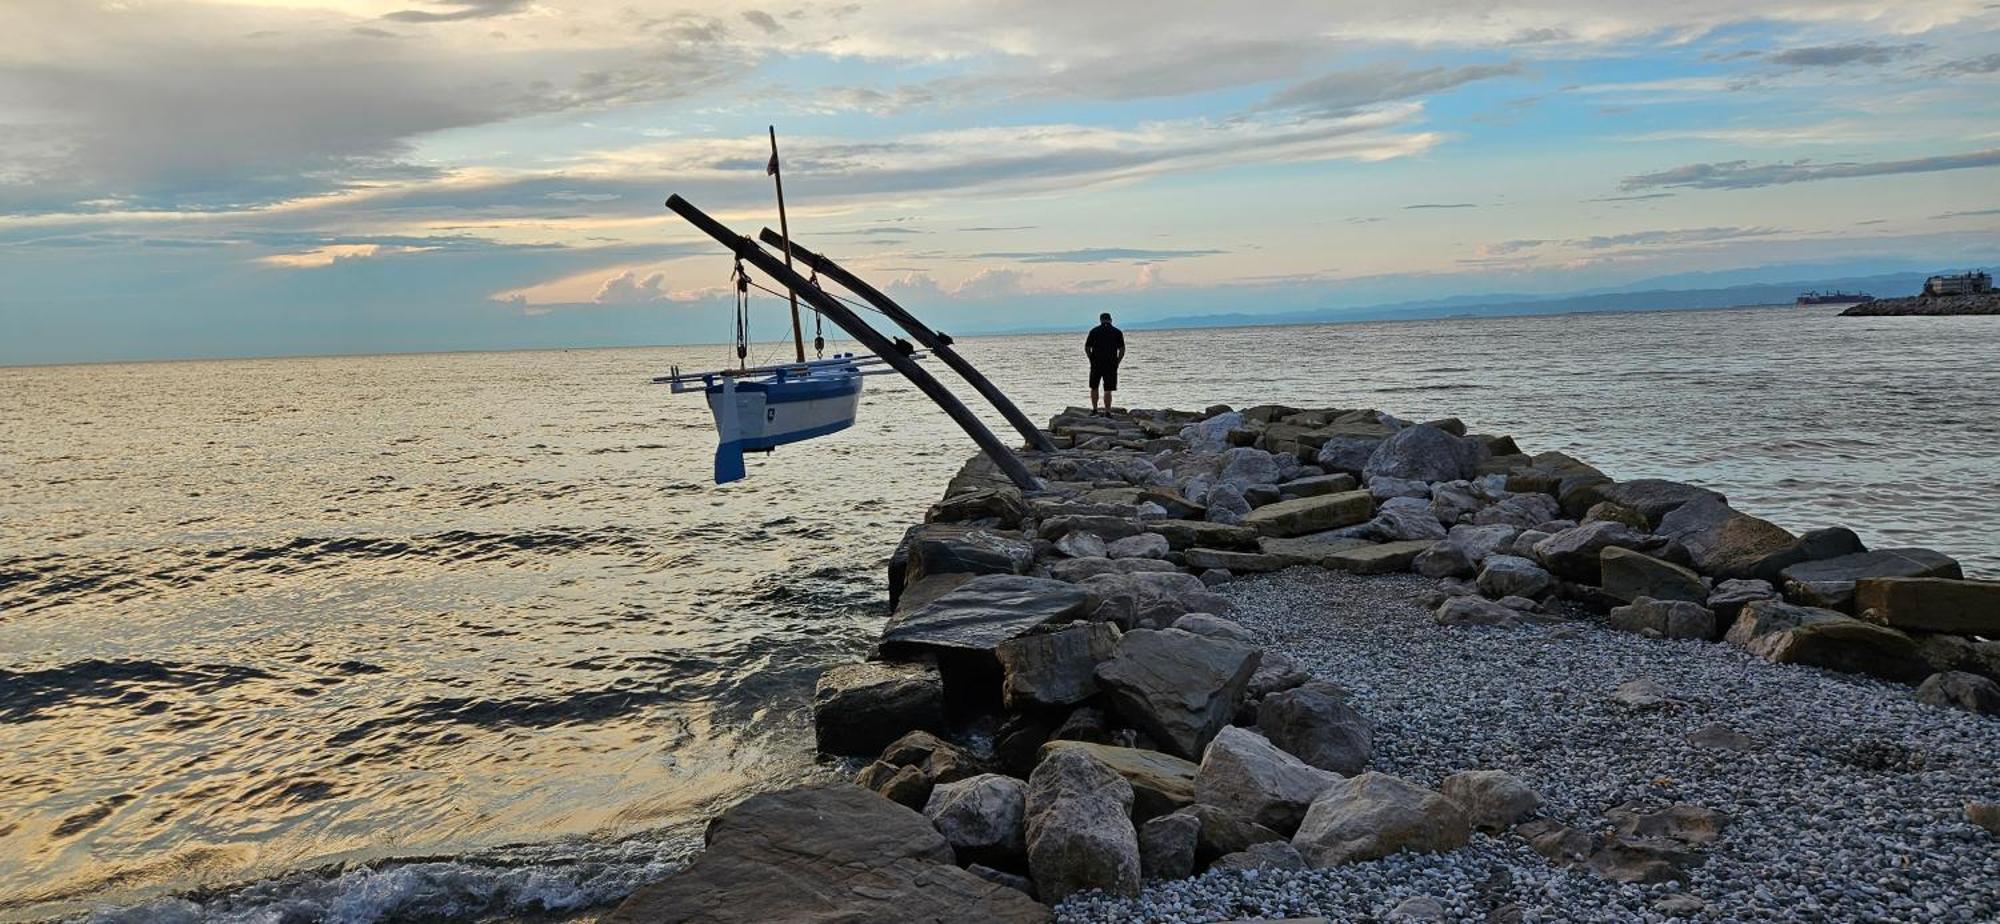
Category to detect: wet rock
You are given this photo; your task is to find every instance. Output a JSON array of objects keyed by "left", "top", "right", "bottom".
[
  {"left": 1152, "top": 519, "right": 1260, "bottom": 551},
  {"left": 1779, "top": 548, "right": 1963, "bottom": 613},
  {"left": 1038, "top": 741, "right": 1197, "bottom": 821},
  {"left": 1024, "top": 745, "right": 1142, "bottom": 903},
  {"left": 1291, "top": 772, "right": 1470, "bottom": 867},
  {"left": 1855, "top": 576, "right": 2000, "bottom": 635},
  {"left": 995, "top": 622, "right": 1122, "bottom": 711},
  {"left": 1258, "top": 680, "right": 1372, "bottom": 775},
  {"left": 1364, "top": 424, "right": 1480, "bottom": 483},
  {"left": 1095, "top": 628, "right": 1261, "bottom": 759},
  {"left": 1138, "top": 811, "right": 1200, "bottom": 880},
  {"left": 1196, "top": 726, "right": 1340, "bottom": 834},
  {"left": 1533, "top": 521, "right": 1654, "bottom": 583},
  {"left": 606, "top": 784, "right": 1048, "bottom": 924},
  {"left": 1106, "top": 532, "right": 1171, "bottom": 560},
  {"left": 1726, "top": 599, "right": 1931, "bottom": 683},
  {"left": 814, "top": 660, "right": 947, "bottom": 755},
  {"left": 1210, "top": 841, "right": 1307, "bottom": 871},
  {"left": 1600, "top": 547, "right": 1706, "bottom": 604},
  {"left": 1440, "top": 770, "right": 1542, "bottom": 831},
  {"left": 929, "top": 487, "right": 1030, "bottom": 529},
  {"left": 1915, "top": 671, "right": 2000, "bottom": 715},
  {"left": 1242, "top": 490, "right": 1375, "bottom": 538},
  {"left": 925, "top": 773, "right": 1028, "bottom": 868},
  {"left": 1319, "top": 540, "right": 1438, "bottom": 575},
  {"left": 1434, "top": 596, "right": 1524, "bottom": 628},
  {"left": 1608, "top": 598, "right": 1716, "bottom": 640},
  {"left": 1476, "top": 555, "right": 1555, "bottom": 600}
]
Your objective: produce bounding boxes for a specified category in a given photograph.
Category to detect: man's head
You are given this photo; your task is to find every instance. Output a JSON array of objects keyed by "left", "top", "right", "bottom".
[{"left": 1099, "top": 312, "right": 1112, "bottom": 325}]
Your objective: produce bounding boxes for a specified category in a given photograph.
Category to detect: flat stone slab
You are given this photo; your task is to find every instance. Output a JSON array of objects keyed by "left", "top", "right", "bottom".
[
  {"left": 1152, "top": 519, "right": 1261, "bottom": 551},
  {"left": 1780, "top": 548, "right": 1963, "bottom": 613},
  {"left": 1185, "top": 547, "right": 1293, "bottom": 573},
  {"left": 1242, "top": 491, "right": 1375, "bottom": 538},
  {"left": 1855, "top": 577, "right": 2000, "bottom": 635},
  {"left": 607, "top": 784, "right": 1049, "bottom": 923},
  {"left": 1258, "top": 535, "right": 1378, "bottom": 568},
  {"left": 1319, "top": 540, "right": 1438, "bottom": 575},
  {"left": 881, "top": 574, "right": 1090, "bottom": 658}
]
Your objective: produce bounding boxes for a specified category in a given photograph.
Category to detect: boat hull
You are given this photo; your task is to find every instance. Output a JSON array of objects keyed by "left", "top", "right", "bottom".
[{"left": 705, "top": 373, "right": 863, "bottom": 450}]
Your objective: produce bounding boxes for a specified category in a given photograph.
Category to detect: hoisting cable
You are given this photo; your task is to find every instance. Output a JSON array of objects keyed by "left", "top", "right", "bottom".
[
  {"left": 808, "top": 266, "right": 826, "bottom": 357},
  {"left": 731, "top": 257, "right": 750, "bottom": 368}
]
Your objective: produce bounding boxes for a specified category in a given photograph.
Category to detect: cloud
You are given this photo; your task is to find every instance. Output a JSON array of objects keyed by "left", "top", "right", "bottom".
[
  {"left": 951, "top": 267, "right": 1027, "bottom": 299},
  {"left": 1764, "top": 42, "right": 1923, "bottom": 68},
  {"left": 1621, "top": 149, "right": 2000, "bottom": 190},
  {"left": 968, "top": 248, "right": 1226, "bottom": 263},
  {"left": 1588, "top": 192, "right": 1675, "bottom": 202},
  {"left": 1405, "top": 203, "right": 1478, "bottom": 209},
  {"left": 1932, "top": 207, "right": 2000, "bottom": 219},
  {"left": 1482, "top": 225, "right": 1787, "bottom": 255},
  {"left": 741, "top": 10, "right": 783, "bottom": 34},
  {"left": 383, "top": 1, "right": 532, "bottom": 23},
  {"left": 594, "top": 269, "right": 671, "bottom": 303},
  {"left": 1933, "top": 53, "right": 2000, "bottom": 75},
  {"left": 1268, "top": 63, "right": 1522, "bottom": 116}
]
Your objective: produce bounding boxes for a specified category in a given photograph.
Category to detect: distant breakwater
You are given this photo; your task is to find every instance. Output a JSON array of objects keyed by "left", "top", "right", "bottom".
[{"left": 1842, "top": 293, "right": 2000, "bottom": 316}]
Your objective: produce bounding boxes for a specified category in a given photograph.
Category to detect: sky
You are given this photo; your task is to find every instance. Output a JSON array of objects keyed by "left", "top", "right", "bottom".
[{"left": 1, "top": 0, "right": 1997, "bottom": 365}]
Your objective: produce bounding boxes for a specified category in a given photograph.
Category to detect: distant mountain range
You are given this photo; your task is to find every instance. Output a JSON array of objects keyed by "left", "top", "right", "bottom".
[{"left": 1128, "top": 270, "right": 1959, "bottom": 331}]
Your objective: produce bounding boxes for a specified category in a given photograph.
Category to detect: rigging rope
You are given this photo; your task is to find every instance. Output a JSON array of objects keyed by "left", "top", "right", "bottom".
[
  {"left": 808, "top": 266, "right": 826, "bottom": 358},
  {"left": 731, "top": 257, "right": 750, "bottom": 367}
]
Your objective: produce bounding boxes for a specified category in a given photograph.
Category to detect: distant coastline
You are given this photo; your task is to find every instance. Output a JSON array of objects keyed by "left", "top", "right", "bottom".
[{"left": 1841, "top": 293, "right": 2000, "bottom": 317}]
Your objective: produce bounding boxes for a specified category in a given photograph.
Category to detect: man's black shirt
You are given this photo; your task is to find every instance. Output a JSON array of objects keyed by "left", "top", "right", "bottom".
[{"left": 1085, "top": 323, "right": 1124, "bottom": 366}]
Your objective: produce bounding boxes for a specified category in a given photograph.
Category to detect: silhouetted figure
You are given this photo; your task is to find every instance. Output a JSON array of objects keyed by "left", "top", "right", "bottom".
[{"left": 1084, "top": 312, "right": 1124, "bottom": 415}]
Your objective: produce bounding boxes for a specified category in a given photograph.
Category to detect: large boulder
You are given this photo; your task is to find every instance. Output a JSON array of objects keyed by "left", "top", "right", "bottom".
[
  {"left": 1368, "top": 497, "right": 1450, "bottom": 542},
  {"left": 1363, "top": 425, "right": 1479, "bottom": 483},
  {"left": 996, "top": 622, "right": 1122, "bottom": 710},
  {"left": 929, "top": 487, "right": 1030, "bottom": 529},
  {"left": 1779, "top": 548, "right": 1964, "bottom": 613},
  {"left": 1316, "top": 436, "right": 1387, "bottom": 476},
  {"left": 1725, "top": 599, "right": 1930, "bottom": 683},
  {"left": 1107, "top": 532, "right": 1172, "bottom": 560},
  {"left": 1594, "top": 480, "right": 1724, "bottom": 528},
  {"left": 1257, "top": 681, "right": 1372, "bottom": 775},
  {"left": 1024, "top": 746, "right": 1142, "bottom": 903},
  {"left": 1608, "top": 598, "right": 1716, "bottom": 640},
  {"left": 813, "top": 660, "right": 946, "bottom": 756},
  {"left": 1151, "top": 519, "right": 1259, "bottom": 551},
  {"left": 606, "top": 784, "right": 1048, "bottom": 924},
  {"left": 1038, "top": 514, "right": 1144, "bottom": 543},
  {"left": 1533, "top": 521, "right": 1655, "bottom": 583},
  {"left": 1218, "top": 447, "right": 1284, "bottom": 490},
  {"left": 903, "top": 524, "right": 1036, "bottom": 591},
  {"left": 1915, "top": 671, "right": 2000, "bottom": 715},
  {"left": 1204, "top": 484, "right": 1253, "bottom": 525},
  {"left": 1855, "top": 577, "right": 2000, "bottom": 635},
  {"left": 1173, "top": 803, "right": 1286, "bottom": 864},
  {"left": 1257, "top": 534, "right": 1379, "bottom": 568},
  {"left": 1242, "top": 491, "right": 1375, "bottom": 538},
  {"left": 1476, "top": 555, "right": 1555, "bottom": 600},
  {"left": 1600, "top": 547, "right": 1707, "bottom": 604},
  {"left": 1137, "top": 812, "right": 1200, "bottom": 880},
  {"left": 1095, "top": 628, "right": 1261, "bottom": 759},
  {"left": 1195, "top": 726, "right": 1340, "bottom": 834},
  {"left": 1318, "top": 540, "right": 1437, "bottom": 575},
  {"left": 1655, "top": 496, "right": 1800, "bottom": 581},
  {"left": 1472, "top": 492, "right": 1562, "bottom": 529},
  {"left": 1037, "top": 741, "right": 1197, "bottom": 821},
  {"left": 925, "top": 773, "right": 1028, "bottom": 868},
  {"left": 1440, "top": 770, "right": 1542, "bottom": 831},
  {"left": 881, "top": 575, "right": 1092, "bottom": 709},
  {"left": 1291, "top": 772, "right": 1470, "bottom": 867},
  {"left": 1081, "top": 570, "right": 1232, "bottom": 629}
]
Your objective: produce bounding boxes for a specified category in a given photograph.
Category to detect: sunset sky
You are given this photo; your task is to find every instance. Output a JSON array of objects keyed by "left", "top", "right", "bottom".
[{"left": 3, "top": 0, "right": 1997, "bottom": 363}]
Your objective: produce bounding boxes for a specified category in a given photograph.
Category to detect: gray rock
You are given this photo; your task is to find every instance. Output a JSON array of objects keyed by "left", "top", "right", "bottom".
[
  {"left": 1855, "top": 576, "right": 2000, "bottom": 635},
  {"left": 1047, "top": 555, "right": 1182, "bottom": 583},
  {"left": 1039, "top": 514, "right": 1145, "bottom": 543},
  {"left": 1364, "top": 424, "right": 1479, "bottom": 483},
  {"left": 1257, "top": 534, "right": 1379, "bottom": 568},
  {"left": 1595, "top": 479, "right": 1725, "bottom": 527},
  {"left": 1291, "top": 772, "right": 1471, "bottom": 866},
  {"left": 1172, "top": 612, "right": 1257, "bottom": 643},
  {"left": 1915, "top": 671, "right": 2000, "bottom": 715},
  {"left": 1247, "top": 648, "right": 1313, "bottom": 699},
  {"left": 1613, "top": 678, "right": 1669, "bottom": 709},
  {"left": 1280, "top": 473, "right": 1359, "bottom": 497},
  {"left": 1219, "top": 447, "right": 1284, "bottom": 490},
  {"left": 1440, "top": 769, "right": 1542, "bottom": 831},
  {"left": 1316, "top": 436, "right": 1386, "bottom": 476},
  {"left": 1205, "top": 484, "right": 1253, "bottom": 525},
  {"left": 1472, "top": 492, "right": 1562, "bottom": 529},
  {"left": 1386, "top": 895, "right": 1447, "bottom": 921},
  {"left": 925, "top": 773, "right": 1028, "bottom": 867},
  {"left": 1967, "top": 802, "right": 2000, "bottom": 835},
  {"left": 1138, "top": 812, "right": 1200, "bottom": 880},
  {"left": 1195, "top": 726, "right": 1340, "bottom": 834},
  {"left": 1366, "top": 475, "right": 1432, "bottom": 500},
  {"left": 1199, "top": 568, "right": 1232, "bottom": 587},
  {"left": 1779, "top": 548, "right": 1963, "bottom": 613},
  {"left": 813, "top": 660, "right": 946, "bottom": 756},
  {"left": 1370, "top": 496, "right": 1450, "bottom": 541},
  {"left": 1686, "top": 722, "right": 1753, "bottom": 752},
  {"left": 1242, "top": 490, "right": 1376, "bottom": 538},
  {"left": 1533, "top": 521, "right": 1654, "bottom": 583},
  {"left": 1600, "top": 547, "right": 1707, "bottom": 604},
  {"left": 881, "top": 730, "right": 987, "bottom": 785},
  {"left": 1257, "top": 680, "right": 1373, "bottom": 775},
  {"left": 1655, "top": 495, "right": 1801, "bottom": 581},
  {"left": 605, "top": 784, "right": 1048, "bottom": 924},
  {"left": 1038, "top": 741, "right": 1196, "bottom": 821},
  {"left": 965, "top": 864, "right": 1036, "bottom": 899},
  {"left": 882, "top": 575, "right": 1091, "bottom": 661},
  {"left": 1024, "top": 745, "right": 1142, "bottom": 903},
  {"left": 1151, "top": 519, "right": 1260, "bottom": 551},
  {"left": 995, "top": 622, "right": 1122, "bottom": 710},
  {"left": 1434, "top": 596, "right": 1524, "bottom": 628},
  {"left": 1107, "top": 532, "right": 1172, "bottom": 560},
  {"left": 1476, "top": 555, "right": 1555, "bottom": 600},
  {"left": 1725, "top": 599, "right": 1931, "bottom": 683},
  {"left": 1316, "top": 540, "right": 1438, "bottom": 575},
  {"left": 1056, "top": 531, "right": 1109, "bottom": 559},
  {"left": 900, "top": 524, "right": 1036, "bottom": 606},
  {"left": 1209, "top": 840, "right": 1307, "bottom": 871},
  {"left": 1082, "top": 570, "right": 1231, "bottom": 629},
  {"left": 1183, "top": 547, "right": 1292, "bottom": 573},
  {"left": 859, "top": 762, "right": 933, "bottom": 810},
  {"left": 929, "top": 486, "right": 1030, "bottom": 529},
  {"left": 1411, "top": 541, "right": 1473, "bottom": 579},
  {"left": 1608, "top": 598, "right": 1716, "bottom": 640},
  {"left": 1429, "top": 481, "right": 1486, "bottom": 525},
  {"left": 1095, "top": 629, "right": 1261, "bottom": 759},
  {"left": 1174, "top": 802, "right": 1286, "bottom": 864},
  {"left": 1706, "top": 578, "right": 1778, "bottom": 624}
]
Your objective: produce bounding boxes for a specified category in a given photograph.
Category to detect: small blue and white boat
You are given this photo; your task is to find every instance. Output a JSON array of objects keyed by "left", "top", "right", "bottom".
[{"left": 656, "top": 351, "right": 917, "bottom": 483}]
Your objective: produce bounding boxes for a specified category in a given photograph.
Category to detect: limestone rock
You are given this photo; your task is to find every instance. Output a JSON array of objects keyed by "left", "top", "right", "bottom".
[
  {"left": 1780, "top": 548, "right": 1963, "bottom": 613},
  {"left": 1257, "top": 680, "right": 1372, "bottom": 775},
  {"left": 1024, "top": 746, "right": 1142, "bottom": 903},
  {"left": 814, "top": 660, "right": 946, "bottom": 755},
  {"left": 1038, "top": 741, "right": 1197, "bottom": 821},
  {"left": 1476, "top": 555, "right": 1555, "bottom": 600},
  {"left": 606, "top": 784, "right": 1048, "bottom": 924},
  {"left": 1600, "top": 547, "right": 1706, "bottom": 604},
  {"left": 1916, "top": 671, "right": 2000, "bottom": 715},
  {"left": 1855, "top": 577, "right": 2000, "bottom": 635},
  {"left": 1440, "top": 770, "right": 1542, "bottom": 831},
  {"left": 1291, "top": 772, "right": 1471, "bottom": 867},
  {"left": 1138, "top": 812, "right": 1200, "bottom": 880},
  {"left": 925, "top": 773, "right": 1028, "bottom": 868},
  {"left": 1096, "top": 628, "right": 1261, "bottom": 759},
  {"left": 1726, "top": 599, "right": 1931, "bottom": 683},
  {"left": 1242, "top": 490, "right": 1375, "bottom": 538},
  {"left": 996, "top": 622, "right": 1122, "bottom": 711},
  {"left": 1258, "top": 534, "right": 1379, "bottom": 568},
  {"left": 1196, "top": 726, "right": 1341, "bottom": 834}
]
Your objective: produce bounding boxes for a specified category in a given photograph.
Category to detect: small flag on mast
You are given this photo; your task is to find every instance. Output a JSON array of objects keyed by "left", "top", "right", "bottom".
[{"left": 766, "top": 150, "right": 779, "bottom": 176}]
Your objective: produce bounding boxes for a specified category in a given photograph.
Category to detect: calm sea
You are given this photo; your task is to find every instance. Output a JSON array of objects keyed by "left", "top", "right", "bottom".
[{"left": 2, "top": 306, "right": 1995, "bottom": 921}]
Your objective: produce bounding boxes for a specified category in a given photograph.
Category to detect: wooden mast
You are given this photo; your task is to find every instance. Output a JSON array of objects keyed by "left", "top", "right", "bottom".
[{"left": 768, "top": 126, "right": 807, "bottom": 364}]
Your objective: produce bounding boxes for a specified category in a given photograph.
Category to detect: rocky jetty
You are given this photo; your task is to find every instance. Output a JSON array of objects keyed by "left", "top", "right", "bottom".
[
  {"left": 610, "top": 402, "right": 2000, "bottom": 922},
  {"left": 1840, "top": 292, "right": 2000, "bottom": 316}
]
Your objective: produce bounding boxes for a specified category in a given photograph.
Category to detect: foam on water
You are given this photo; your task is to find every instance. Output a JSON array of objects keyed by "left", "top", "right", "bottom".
[{"left": 2, "top": 306, "right": 1995, "bottom": 921}]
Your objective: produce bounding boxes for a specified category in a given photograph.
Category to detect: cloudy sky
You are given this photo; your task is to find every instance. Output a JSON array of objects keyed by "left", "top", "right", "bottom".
[{"left": 2, "top": 0, "right": 1997, "bottom": 364}]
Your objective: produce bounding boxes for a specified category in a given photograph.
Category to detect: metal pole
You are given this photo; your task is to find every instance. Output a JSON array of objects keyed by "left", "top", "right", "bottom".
[
  {"left": 756, "top": 229, "right": 1056, "bottom": 453},
  {"left": 665, "top": 194, "right": 1040, "bottom": 492},
  {"left": 768, "top": 127, "right": 807, "bottom": 364}
]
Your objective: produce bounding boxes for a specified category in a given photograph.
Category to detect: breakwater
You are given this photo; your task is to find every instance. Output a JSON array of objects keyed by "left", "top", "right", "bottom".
[
  {"left": 603, "top": 403, "right": 2000, "bottom": 923},
  {"left": 1841, "top": 292, "right": 2000, "bottom": 316}
]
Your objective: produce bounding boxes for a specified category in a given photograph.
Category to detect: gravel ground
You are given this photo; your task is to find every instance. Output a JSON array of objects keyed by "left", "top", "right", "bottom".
[{"left": 1058, "top": 568, "right": 2000, "bottom": 923}]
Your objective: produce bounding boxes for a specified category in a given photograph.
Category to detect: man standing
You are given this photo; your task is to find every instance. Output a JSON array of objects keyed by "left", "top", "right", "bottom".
[{"left": 1085, "top": 312, "right": 1125, "bottom": 416}]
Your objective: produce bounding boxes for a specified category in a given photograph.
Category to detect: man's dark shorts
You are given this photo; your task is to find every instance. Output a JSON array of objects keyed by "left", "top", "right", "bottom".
[{"left": 1090, "top": 361, "right": 1119, "bottom": 391}]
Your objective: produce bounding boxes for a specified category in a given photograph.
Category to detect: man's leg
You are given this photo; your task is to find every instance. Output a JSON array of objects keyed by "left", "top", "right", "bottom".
[{"left": 1089, "top": 385, "right": 1099, "bottom": 411}]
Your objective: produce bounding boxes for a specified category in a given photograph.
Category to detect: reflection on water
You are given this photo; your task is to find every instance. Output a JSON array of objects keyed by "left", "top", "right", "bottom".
[{"left": 1, "top": 306, "right": 1994, "bottom": 920}]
